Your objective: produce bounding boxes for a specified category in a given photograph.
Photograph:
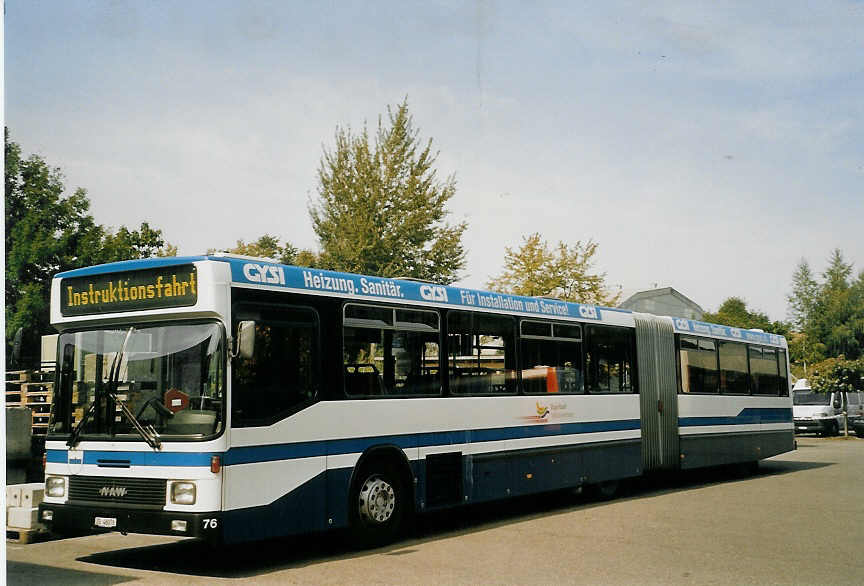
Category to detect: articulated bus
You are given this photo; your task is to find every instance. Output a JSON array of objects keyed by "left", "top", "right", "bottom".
[{"left": 39, "top": 255, "right": 793, "bottom": 544}]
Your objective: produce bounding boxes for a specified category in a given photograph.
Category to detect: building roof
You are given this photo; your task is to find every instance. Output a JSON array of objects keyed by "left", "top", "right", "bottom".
[{"left": 618, "top": 287, "right": 704, "bottom": 313}]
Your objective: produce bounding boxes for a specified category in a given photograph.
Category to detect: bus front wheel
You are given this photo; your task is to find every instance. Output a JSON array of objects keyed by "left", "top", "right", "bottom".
[{"left": 350, "top": 463, "right": 405, "bottom": 546}]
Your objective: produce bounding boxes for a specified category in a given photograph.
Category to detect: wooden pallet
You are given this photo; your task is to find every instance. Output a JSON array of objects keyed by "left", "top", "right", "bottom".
[
  {"left": 5, "top": 370, "right": 32, "bottom": 383},
  {"left": 29, "top": 371, "right": 55, "bottom": 383},
  {"left": 7, "top": 380, "right": 54, "bottom": 436},
  {"left": 6, "top": 527, "right": 49, "bottom": 544}
]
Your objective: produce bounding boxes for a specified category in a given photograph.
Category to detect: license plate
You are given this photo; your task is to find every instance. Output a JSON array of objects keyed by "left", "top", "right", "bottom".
[{"left": 94, "top": 516, "right": 117, "bottom": 528}]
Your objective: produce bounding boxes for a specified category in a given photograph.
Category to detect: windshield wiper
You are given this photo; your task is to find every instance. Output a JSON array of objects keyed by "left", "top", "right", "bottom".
[
  {"left": 106, "top": 327, "right": 163, "bottom": 450},
  {"left": 67, "top": 401, "right": 97, "bottom": 448}
]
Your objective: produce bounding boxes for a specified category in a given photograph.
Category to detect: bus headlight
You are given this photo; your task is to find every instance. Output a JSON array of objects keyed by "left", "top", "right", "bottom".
[
  {"left": 46, "top": 476, "right": 67, "bottom": 498},
  {"left": 170, "top": 481, "right": 197, "bottom": 505}
]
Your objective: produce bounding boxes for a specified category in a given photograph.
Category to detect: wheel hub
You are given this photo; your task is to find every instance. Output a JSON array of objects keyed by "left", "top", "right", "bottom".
[{"left": 358, "top": 475, "right": 396, "bottom": 524}]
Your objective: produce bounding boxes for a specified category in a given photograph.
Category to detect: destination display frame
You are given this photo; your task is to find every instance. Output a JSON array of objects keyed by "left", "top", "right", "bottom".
[{"left": 61, "top": 265, "right": 198, "bottom": 317}]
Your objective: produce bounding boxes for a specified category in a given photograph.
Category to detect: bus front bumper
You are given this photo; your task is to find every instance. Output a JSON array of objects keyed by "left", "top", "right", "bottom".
[{"left": 38, "top": 502, "right": 222, "bottom": 542}]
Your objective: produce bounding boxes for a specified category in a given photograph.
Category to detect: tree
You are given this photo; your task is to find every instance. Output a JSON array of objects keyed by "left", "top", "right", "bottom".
[
  {"left": 810, "top": 357, "right": 864, "bottom": 395},
  {"left": 5, "top": 129, "right": 175, "bottom": 361},
  {"left": 813, "top": 250, "right": 864, "bottom": 360},
  {"left": 310, "top": 99, "right": 467, "bottom": 284},
  {"left": 486, "top": 232, "right": 621, "bottom": 305},
  {"left": 787, "top": 259, "right": 819, "bottom": 331},
  {"left": 701, "top": 297, "right": 788, "bottom": 335},
  {"left": 786, "top": 250, "right": 864, "bottom": 366},
  {"left": 91, "top": 222, "right": 176, "bottom": 264},
  {"left": 208, "top": 234, "right": 318, "bottom": 266}
]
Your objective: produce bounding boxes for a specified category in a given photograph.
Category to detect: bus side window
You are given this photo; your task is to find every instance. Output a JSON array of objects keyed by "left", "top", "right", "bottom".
[
  {"left": 718, "top": 341, "right": 748, "bottom": 394},
  {"left": 519, "top": 320, "right": 583, "bottom": 394},
  {"left": 777, "top": 349, "right": 789, "bottom": 395},
  {"left": 231, "top": 307, "right": 319, "bottom": 427},
  {"left": 585, "top": 325, "right": 636, "bottom": 394},
  {"left": 342, "top": 304, "right": 441, "bottom": 397},
  {"left": 448, "top": 312, "right": 517, "bottom": 395},
  {"left": 678, "top": 336, "right": 719, "bottom": 393}
]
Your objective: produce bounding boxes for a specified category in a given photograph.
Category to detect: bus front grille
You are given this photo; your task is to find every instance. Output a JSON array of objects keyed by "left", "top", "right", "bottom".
[{"left": 69, "top": 475, "right": 167, "bottom": 506}]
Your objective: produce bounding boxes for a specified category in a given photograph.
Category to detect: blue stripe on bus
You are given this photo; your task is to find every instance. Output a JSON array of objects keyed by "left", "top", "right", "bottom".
[
  {"left": 45, "top": 408, "right": 789, "bottom": 467},
  {"left": 45, "top": 449, "right": 214, "bottom": 467},
  {"left": 45, "top": 420, "right": 639, "bottom": 467},
  {"left": 222, "top": 419, "right": 642, "bottom": 466},
  {"left": 678, "top": 407, "right": 792, "bottom": 427}
]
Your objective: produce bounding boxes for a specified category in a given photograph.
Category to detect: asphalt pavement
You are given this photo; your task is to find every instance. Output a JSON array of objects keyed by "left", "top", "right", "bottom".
[{"left": 6, "top": 436, "right": 864, "bottom": 585}]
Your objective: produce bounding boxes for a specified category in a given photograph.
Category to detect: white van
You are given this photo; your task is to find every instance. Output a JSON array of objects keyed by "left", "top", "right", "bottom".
[
  {"left": 846, "top": 390, "right": 864, "bottom": 421},
  {"left": 792, "top": 379, "right": 864, "bottom": 435}
]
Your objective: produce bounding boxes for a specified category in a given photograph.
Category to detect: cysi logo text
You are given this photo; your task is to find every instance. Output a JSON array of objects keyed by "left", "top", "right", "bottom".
[
  {"left": 420, "top": 285, "right": 448, "bottom": 302},
  {"left": 578, "top": 305, "right": 599, "bottom": 319},
  {"left": 242, "top": 263, "right": 286, "bottom": 285}
]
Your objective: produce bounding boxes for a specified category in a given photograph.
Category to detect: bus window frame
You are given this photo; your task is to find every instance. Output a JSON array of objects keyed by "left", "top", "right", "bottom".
[
  {"left": 446, "top": 310, "right": 518, "bottom": 397},
  {"left": 518, "top": 319, "right": 585, "bottom": 395},
  {"left": 584, "top": 324, "right": 638, "bottom": 395},
  {"left": 230, "top": 302, "right": 323, "bottom": 428},
  {"left": 676, "top": 334, "right": 789, "bottom": 397},
  {"left": 341, "top": 302, "right": 443, "bottom": 399}
]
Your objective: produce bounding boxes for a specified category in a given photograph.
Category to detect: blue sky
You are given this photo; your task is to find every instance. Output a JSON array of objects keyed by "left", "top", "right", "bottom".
[{"left": 6, "top": 1, "right": 864, "bottom": 320}]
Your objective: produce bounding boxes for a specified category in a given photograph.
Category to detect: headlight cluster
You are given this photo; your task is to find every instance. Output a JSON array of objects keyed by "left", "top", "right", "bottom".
[
  {"left": 170, "top": 481, "right": 196, "bottom": 505},
  {"left": 46, "top": 476, "right": 67, "bottom": 498}
]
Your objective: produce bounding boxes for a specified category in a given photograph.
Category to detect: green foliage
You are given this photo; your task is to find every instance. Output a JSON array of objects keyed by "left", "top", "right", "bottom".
[
  {"left": 786, "top": 249, "right": 864, "bottom": 367},
  {"left": 92, "top": 222, "right": 175, "bottom": 264},
  {"left": 5, "top": 130, "right": 97, "bottom": 345},
  {"left": 310, "top": 99, "right": 467, "bottom": 284},
  {"left": 787, "top": 259, "right": 819, "bottom": 330},
  {"left": 208, "top": 234, "right": 318, "bottom": 266},
  {"left": 810, "top": 357, "right": 864, "bottom": 395},
  {"left": 702, "top": 297, "right": 789, "bottom": 335},
  {"left": 5, "top": 129, "right": 175, "bottom": 358},
  {"left": 486, "top": 232, "right": 621, "bottom": 305}
]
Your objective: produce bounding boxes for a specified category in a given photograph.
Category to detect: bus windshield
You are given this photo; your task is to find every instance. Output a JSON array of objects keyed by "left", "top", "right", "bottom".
[
  {"left": 50, "top": 322, "right": 225, "bottom": 441},
  {"left": 792, "top": 391, "right": 830, "bottom": 406}
]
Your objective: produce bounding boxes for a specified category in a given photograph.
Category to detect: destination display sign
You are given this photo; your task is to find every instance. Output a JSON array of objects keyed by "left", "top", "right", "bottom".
[{"left": 61, "top": 265, "right": 198, "bottom": 316}]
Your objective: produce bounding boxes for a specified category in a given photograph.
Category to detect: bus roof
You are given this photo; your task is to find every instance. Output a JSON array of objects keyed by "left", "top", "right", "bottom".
[{"left": 55, "top": 255, "right": 787, "bottom": 347}]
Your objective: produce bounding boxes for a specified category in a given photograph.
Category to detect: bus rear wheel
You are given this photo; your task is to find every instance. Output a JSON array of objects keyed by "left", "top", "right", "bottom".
[
  {"left": 588, "top": 479, "right": 620, "bottom": 500},
  {"left": 350, "top": 463, "right": 405, "bottom": 546}
]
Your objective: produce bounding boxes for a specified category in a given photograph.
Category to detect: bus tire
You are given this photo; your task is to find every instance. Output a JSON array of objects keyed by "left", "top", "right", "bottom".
[{"left": 349, "top": 461, "right": 405, "bottom": 547}]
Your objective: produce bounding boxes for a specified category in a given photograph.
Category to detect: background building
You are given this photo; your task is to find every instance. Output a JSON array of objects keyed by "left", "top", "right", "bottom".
[{"left": 618, "top": 287, "right": 704, "bottom": 320}]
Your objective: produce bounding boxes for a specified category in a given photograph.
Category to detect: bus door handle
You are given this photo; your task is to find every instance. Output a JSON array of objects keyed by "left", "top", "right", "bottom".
[{"left": 658, "top": 400, "right": 663, "bottom": 414}]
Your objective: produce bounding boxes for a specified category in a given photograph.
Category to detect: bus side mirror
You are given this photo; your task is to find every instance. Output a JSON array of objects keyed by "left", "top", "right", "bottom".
[
  {"left": 235, "top": 321, "right": 256, "bottom": 360},
  {"left": 61, "top": 344, "right": 75, "bottom": 374}
]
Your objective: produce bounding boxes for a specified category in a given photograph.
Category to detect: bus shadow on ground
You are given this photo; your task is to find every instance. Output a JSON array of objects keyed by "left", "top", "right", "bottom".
[
  {"left": 7, "top": 561, "right": 135, "bottom": 586},
  {"left": 76, "top": 458, "right": 832, "bottom": 579}
]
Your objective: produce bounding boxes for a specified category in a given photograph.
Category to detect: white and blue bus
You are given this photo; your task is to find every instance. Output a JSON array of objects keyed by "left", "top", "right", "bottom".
[{"left": 39, "top": 255, "right": 793, "bottom": 544}]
